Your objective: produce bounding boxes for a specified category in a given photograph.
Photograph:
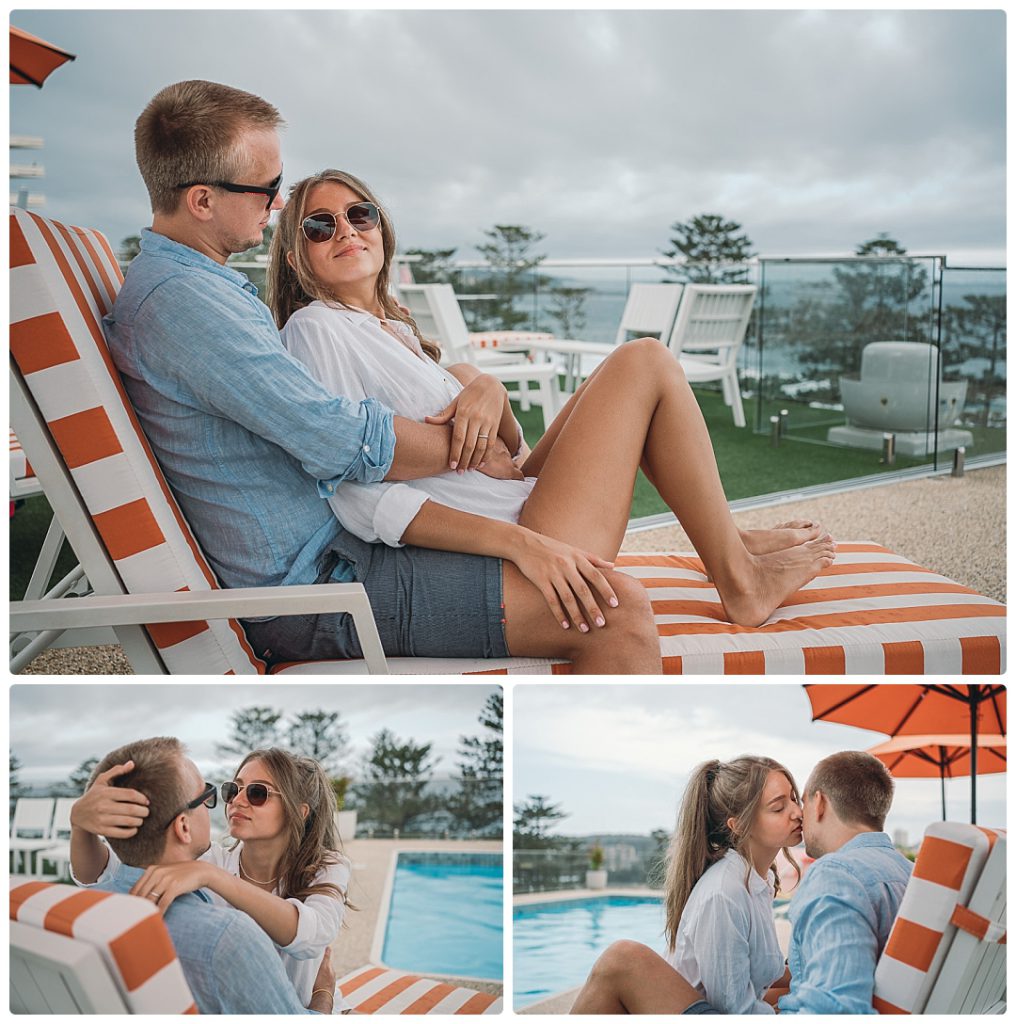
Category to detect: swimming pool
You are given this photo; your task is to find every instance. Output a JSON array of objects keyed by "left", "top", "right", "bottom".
[
  {"left": 514, "top": 894, "right": 788, "bottom": 1008},
  {"left": 381, "top": 852, "right": 502, "bottom": 980},
  {"left": 514, "top": 895, "right": 665, "bottom": 1008}
]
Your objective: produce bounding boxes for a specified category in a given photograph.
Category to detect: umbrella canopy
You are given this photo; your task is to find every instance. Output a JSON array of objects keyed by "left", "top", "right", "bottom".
[
  {"left": 804, "top": 684, "right": 1006, "bottom": 823},
  {"left": 866, "top": 733, "right": 1007, "bottom": 821},
  {"left": 10, "top": 26, "right": 76, "bottom": 87}
]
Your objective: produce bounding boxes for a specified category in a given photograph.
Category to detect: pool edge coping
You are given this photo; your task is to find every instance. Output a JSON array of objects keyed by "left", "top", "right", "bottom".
[{"left": 514, "top": 885, "right": 661, "bottom": 907}]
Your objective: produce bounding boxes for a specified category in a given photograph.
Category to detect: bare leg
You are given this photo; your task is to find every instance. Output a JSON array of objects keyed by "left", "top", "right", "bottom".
[
  {"left": 570, "top": 940, "right": 703, "bottom": 1014},
  {"left": 518, "top": 339, "right": 834, "bottom": 627},
  {"left": 503, "top": 563, "right": 662, "bottom": 673}
]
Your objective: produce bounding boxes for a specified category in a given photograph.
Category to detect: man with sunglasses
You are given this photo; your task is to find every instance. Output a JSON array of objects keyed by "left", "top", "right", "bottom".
[
  {"left": 104, "top": 79, "right": 542, "bottom": 666},
  {"left": 71, "top": 737, "right": 333, "bottom": 1013}
]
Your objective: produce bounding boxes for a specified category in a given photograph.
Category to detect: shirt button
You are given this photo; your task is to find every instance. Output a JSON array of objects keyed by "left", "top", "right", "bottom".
[
  {"left": 362, "top": 444, "right": 371, "bottom": 453},
  {"left": 326, "top": 484, "right": 334, "bottom": 493}
]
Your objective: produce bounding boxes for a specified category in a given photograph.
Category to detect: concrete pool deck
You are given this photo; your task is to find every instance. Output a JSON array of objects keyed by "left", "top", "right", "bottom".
[
  {"left": 328, "top": 838, "right": 503, "bottom": 996},
  {"left": 514, "top": 887, "right": 791, "bottom": 1014}
]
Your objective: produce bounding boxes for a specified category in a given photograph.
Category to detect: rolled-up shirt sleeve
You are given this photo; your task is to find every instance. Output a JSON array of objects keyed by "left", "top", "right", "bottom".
[
  {"left": 328, "top": 482, "right": 430, "bottom": 547},
  {"left": 134, "top": 275, "right": 396, "bottom": 485},
  {"left": 280, "top": 857, "right": 352, "bottom": 960}
]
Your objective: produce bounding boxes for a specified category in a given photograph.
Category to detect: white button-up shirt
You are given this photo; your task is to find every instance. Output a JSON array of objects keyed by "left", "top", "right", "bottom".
[
  {"left": 666, "top": 848, "right": 784, "bottom": 1014},
  {"left": 282, "top": 301, "right": 534, "bottom": 547}
]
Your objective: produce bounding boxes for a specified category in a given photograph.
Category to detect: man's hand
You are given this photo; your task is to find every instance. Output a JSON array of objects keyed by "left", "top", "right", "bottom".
[
  {"left": 71, "top": 761, "right": 149, "bottom": 838},
  {"left": 476, "top": 438, "right": 524, "bottom": 481},
  {"left": 308, "top": 952, "right": 337, "bottom": 1013}
]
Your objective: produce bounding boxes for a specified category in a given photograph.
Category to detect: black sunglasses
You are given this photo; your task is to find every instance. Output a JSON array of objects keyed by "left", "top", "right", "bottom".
[
  {"left": 221, "top": 781, "right": 282, "bottom": 807},
  {"left": 301, "top": 202, "right": 381, "bottom": 244},
  {"left": 162, "top": 781, "right": 217, "bottom": 830},
  {"left": 175, "top": 171, "right": 283, "bottom": 211}
]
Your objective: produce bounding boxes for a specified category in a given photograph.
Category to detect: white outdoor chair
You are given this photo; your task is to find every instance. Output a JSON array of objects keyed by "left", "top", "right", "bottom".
[
  {"left": 398, "top": 283, "right": 562, "bottom": 432},
  {"left": 37, "top": 797, "right": 77, "bottom": 879},
  {"left": 11, "top": 880, "right": 197, "bottom": 1013},
  {"left": 10, "top": 798, "right": 56, "bottom": 874},
  {"left": 503, "top": 282, "right": 685, "bottom": 392},
  {"left": 873, "top": 821, "right": 1006, "bottom": 1014},
  {"left": 666, "top": 283, "right": 757, "bottom": 427}
]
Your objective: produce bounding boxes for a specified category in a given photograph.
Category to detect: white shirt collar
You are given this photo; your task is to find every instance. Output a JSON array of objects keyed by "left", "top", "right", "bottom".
[{"left": 722, "top": 847, "right": 776, "bottom": 896}]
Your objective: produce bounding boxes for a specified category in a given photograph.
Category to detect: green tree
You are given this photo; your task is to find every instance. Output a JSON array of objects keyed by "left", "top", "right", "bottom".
[
  {"left": 402, "top": 247, "right": 461, "bottom": 287},
  {"left": 119, "top": 235, "right": 141, "bottom": 262},
  {"left": 662, "top": 213, "right": 754, "bottom": 283},
  {"left": 544, "top": 285, "right": 592, "bottom": 338},
  {"left": 285, "top": 710, "right": 350, "bottom": 775},
  {"left": 944, "top": 293, "right": 1006, "bottom": 427},
  {"left": 10, "top": 754, "right": 26, "bottom": 817},
  {"left": 446, "top": 691, "right": 503, "bottom": 835},
  {"left": 474, "top": 224, "right": 546, "bottom": 331},
  {"left": 513, "top": 794, "right": 567, "bottom": 848},
  {"left": 68, "top": 757, "right": 100, "bottom": 795},
  {"left": 354, "top": 729, "right": 440, "bottom": 834},
  {"left": 216, "top": 706, "right": 283, "bottom": 762}
]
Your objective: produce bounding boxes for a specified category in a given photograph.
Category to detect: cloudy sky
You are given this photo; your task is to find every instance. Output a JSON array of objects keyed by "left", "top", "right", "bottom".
[
  {"left": 9, "top": 682, "right": 498, "bottom": 783},
  {"left": 513, "top": 684, "right": 1007, "bottom": 845},
  {"left": 9, "top": 8, "right": 1006, "bottom": 264}
]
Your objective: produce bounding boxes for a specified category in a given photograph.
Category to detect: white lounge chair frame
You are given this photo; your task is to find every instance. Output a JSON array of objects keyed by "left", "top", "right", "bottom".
[
  {"left": 666, "top": 283, "right": 757, "bottom": 427},
  {"left": 10, "top": 798, "right": 56, "bottom": 875},
  {"left": 496, "top": 282, "right": 685, "bottom": 392},
  {"left": 11, "top": 921, "right": 131, "bottom": 1013},
  {"left": 398, "top": 283, "right": 562, "bottom": 431}
]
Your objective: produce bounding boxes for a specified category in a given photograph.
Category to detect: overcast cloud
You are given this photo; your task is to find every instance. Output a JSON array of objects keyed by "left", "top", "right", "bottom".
[
  {"left": 513, "top": 684, "right": 1007, "bottom": 845},
  {"left": 10, "top": 8, "right": 1006, "bottom": 263}
]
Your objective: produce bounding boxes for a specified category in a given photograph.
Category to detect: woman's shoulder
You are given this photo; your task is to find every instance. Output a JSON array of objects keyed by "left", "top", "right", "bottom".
[{"left": 690, "top": 851, "right": 752, "bottom": 903}]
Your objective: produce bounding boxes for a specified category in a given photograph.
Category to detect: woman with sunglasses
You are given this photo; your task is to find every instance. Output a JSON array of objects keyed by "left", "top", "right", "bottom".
[
  {"left": 267, "top": 170, "right": 834, "bottom": 672},
  {"left": 69, "top": 749, "right": 350, "bottom": 1011}
]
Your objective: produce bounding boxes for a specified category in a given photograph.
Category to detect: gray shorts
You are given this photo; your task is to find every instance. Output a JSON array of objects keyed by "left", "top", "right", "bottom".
[
  {"left": 683, "top": 1000, "right": 720, "bottom": 1015},
  {"left": 241, "top": 529, "right": 510, "bottom": 666}
]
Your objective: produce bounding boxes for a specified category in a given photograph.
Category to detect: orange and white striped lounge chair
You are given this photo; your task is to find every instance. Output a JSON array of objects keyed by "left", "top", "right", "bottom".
[
  {"left": 873, "top": 822, "right": 1006, "bottom": 1014},
  {"left": 338, "top": 964, "right": 502, "bottom": 1014},
  {"left": 10, "top": 880, "right": 197, "bottom": 1014},
  {"left": 8, "top": 206, "right": 1007, "bottom": 675}
]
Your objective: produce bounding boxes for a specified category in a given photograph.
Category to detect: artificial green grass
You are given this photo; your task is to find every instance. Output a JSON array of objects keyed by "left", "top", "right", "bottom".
[{"left": 10, "top": 497, "right": 79, "bottom": 601}]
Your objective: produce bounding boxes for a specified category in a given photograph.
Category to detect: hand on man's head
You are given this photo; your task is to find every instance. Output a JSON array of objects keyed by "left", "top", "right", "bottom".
[{"left": 71, "top": 760, "right": 150, "bottom": 838}]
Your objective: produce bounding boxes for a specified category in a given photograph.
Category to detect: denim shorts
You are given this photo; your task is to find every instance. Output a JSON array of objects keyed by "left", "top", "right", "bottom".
[
  {"left": 683, "top": 1000, "right": 720, "bottom": 1015},
  {"left": 241, "top": 529, "right": 510, "bottom": 666}
]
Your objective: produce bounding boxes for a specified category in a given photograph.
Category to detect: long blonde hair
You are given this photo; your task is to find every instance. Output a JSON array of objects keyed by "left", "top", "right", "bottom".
[
  {"left": 663, "top": 755, "right": 801, "bottom": 953},
  {"left": 267, "top": 169, "right": 440, "bottom": 362},
  {"left": 230, "top": 748, "right": 349, "bottom": 905}
]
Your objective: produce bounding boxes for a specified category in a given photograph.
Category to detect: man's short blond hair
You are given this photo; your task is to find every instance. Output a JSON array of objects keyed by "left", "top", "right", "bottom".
[
  {"left": 134, "top": 80, "right": 283, "bottom": 214},
  {"left": 90, "top": 737, "right": 190, "bottom": 866},
  {"left": 806, "top": 750, "right": 895, "bottom": 830}
]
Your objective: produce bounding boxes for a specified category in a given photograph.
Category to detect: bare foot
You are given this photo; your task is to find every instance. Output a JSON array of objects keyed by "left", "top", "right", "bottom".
[
  {"left": 740, "top": 520, "right": 823, "bottom": 555},
  {"left": 715, "top": 534, "right": 836, "bottom": 627}
]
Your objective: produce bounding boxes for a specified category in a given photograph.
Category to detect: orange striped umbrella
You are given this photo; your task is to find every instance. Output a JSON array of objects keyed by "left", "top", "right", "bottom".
[
  {"left": 10, "top": 26, "right": 76, "bottom": 87},
  {"left": 867, "top": 733, "right": 1006, "bottom": 822},
  {"left": 804, "top": 685, "right": 1005, "bottom": 823}
]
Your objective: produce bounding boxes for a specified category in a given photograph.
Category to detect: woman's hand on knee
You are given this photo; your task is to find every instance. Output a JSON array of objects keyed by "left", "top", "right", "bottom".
[{"left": 508, "top": 528, "right": 619, "bottom": 631}]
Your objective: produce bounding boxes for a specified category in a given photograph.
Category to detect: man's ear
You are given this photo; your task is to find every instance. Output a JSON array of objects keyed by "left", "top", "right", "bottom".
[
  {"left": 183, "top": 185, "right": 215, "bottom": 223},
  {"left": 812, "top": 790, "right": 828, "bottom": 821},
  {"left": 169, "top": 812, "right": 192, "bottom": 847}
]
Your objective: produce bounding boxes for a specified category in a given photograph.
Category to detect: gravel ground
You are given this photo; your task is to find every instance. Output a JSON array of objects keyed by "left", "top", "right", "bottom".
[{"left": 18, "top": 466, "right": 1005, "bottom": 675}]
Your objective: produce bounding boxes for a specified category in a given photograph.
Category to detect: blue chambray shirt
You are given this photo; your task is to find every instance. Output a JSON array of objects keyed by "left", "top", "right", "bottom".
[
  {"left": 779, "top": 832, "right": 912, "bottom": 1015},
  {"left": 96, "top": 864, "right": 313, "bottom": 1014},
  {"left": 103, "top": 229, "right": 397, "bottom": 589}
]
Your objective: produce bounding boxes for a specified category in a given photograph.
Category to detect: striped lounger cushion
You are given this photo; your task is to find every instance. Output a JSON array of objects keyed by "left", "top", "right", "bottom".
[
  {"left": 873, "top": 823, "right": 1007, "bottom": 1013},
  {"left": 10, "top": 207, "right": 1007, "bottom": 675},
  {"left": 10, "top": 880, "right": 196, "bottom": 1014},
  {"left": 338, "top": 965, "right": 502, "bottom": 1014}
]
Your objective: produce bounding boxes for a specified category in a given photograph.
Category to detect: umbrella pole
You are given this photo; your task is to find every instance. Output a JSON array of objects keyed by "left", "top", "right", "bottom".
[
  {"left": 970, "top": 687, "right": 979, "bottom": 824},
  {"left": 940, "top": 764, "right": 946, "bottom": 821}
]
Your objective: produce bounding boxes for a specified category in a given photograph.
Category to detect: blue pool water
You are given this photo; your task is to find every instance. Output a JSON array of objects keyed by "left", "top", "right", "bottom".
[
  {"left": 381, "top": 853, "right": 502, "bottom": 979},
  {"left": 514, "top": 895, "right": 665, "bottom": 1008},
  {"left": 514, "top": 894, "right": 788, "bottom": 1008}
]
